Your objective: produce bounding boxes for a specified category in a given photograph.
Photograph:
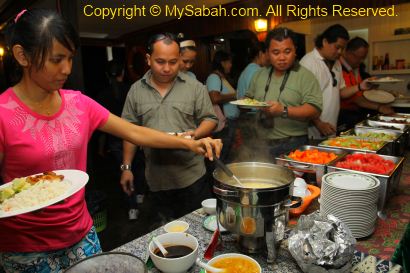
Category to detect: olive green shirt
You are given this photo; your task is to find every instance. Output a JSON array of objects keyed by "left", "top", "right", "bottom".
[
  {"left": 245, "top": 64, "right": 322, "bottom": 140},
  {"left": 122, "top": 71, "right": 218, "bottom": 191}
]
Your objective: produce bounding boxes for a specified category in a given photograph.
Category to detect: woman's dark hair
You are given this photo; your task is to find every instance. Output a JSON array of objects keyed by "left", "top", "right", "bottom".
[
  {"left": 248, "top": 41, "right": 266, "bottom": 61},
  {"left": 212, "top": 50, "right": 231, "bottom": 73},
  {"left": 265, "top": 27, "right": 297, "bottom": 48},
  {"left": 4, "top": 9, "right": 79, "bottom": 84},
  {"left": 5, "top": 9, "right": 79, "bottom": 70},
  {"left": 346, "top": 37, "right": 369, "bottom": 52},
  {"left": 146, "top": 32, "right": 179, "bottom": 55},
  {"left": 314, "top": 24, "right": 349, "bottom": 49}
]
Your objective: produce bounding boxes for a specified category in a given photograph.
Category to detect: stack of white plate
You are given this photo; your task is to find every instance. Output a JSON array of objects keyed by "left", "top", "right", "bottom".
[{"left": 320, "top": 171, "right": 380, "bottom": 238}]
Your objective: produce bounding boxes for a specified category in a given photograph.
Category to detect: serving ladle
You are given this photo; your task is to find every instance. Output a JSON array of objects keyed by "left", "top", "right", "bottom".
[
  {"left": 152, "top": 236, "right": 168, "bottom": 257},
  {"left": 196, "top": 258, "right": 225, "bottom": 273},
  {"left": 212, "top": 150, "right": 244, "bottom": 187}
]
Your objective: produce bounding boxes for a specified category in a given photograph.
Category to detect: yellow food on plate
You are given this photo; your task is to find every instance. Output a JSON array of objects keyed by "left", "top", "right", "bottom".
[{"left": 238, "top": 98, "right": 267, "bottom": 106}]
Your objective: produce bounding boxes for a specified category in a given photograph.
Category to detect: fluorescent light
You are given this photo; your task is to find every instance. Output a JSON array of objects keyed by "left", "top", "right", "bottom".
[{"left": 79, "top": 32, "right": 109, "bottom": 39}]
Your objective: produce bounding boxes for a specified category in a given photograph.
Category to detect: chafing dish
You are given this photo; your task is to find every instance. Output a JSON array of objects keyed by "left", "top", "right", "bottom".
[
  {"left": 318, "top": 136, "right": 390, "bottom": 155},
  {"left": 356, "top": 119, "right": 409, "bottom": 132},
  {"left": 340, "top": 127, "right": 406, "bottom": 156},
  {"left": 327, "top": 152, "right": 405, "bottom": 216},
  {"left": 275, "top": 145, "right": 346, "bottom": 185}
]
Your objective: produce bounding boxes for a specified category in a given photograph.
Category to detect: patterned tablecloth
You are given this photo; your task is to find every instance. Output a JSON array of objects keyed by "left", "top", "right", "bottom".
[{"left": 114, "top": 210, "right": 402, "bottom": 273}]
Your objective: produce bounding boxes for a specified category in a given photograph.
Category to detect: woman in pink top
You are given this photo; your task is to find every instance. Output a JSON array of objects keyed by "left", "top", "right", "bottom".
[{"left": 0, "top": 9, "right": 221, "bottom": 273}]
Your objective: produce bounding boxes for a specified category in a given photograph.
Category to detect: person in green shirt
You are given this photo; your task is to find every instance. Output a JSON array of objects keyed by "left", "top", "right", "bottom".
[
  {"left": 246, "top": 27, "right": 323, "bottom": 158},
  {"left": 120, "top": 33, "right": 218, "bottom": 222}
]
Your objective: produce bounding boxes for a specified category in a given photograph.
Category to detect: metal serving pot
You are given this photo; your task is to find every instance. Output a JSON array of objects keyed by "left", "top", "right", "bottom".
[{"left": 212, "top": 162, "right": 301, "bottom": 263}]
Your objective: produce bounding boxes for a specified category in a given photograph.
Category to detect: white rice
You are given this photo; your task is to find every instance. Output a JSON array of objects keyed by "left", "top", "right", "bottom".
[{"left": 0, "top": 180, "right": 70, "bottom": 212}]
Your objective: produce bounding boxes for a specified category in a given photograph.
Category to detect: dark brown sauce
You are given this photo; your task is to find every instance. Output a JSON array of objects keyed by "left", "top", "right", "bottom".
[{"left": 154, "top": 245, "right": 193, "bottom": 258}]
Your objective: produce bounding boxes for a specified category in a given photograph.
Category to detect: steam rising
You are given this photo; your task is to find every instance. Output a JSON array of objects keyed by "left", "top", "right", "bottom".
[{"left": 233, "top": 112, "right": 273, "bottom": 163}]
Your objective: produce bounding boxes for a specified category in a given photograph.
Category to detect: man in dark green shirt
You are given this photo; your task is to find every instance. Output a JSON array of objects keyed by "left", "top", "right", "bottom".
[{"left": 246, "top": 28, "right": 322, "bottom": 158}]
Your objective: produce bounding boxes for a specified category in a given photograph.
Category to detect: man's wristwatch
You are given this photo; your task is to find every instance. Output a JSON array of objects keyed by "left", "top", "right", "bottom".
[
  {"left": 281, "top": 105, "right": 288, "bottom": 118},
  {"left": 120, "top": 164, "right": 132, "bottom": 171}
]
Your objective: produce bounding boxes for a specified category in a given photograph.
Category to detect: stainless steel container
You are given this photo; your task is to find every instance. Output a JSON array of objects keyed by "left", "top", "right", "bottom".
[
  {"left": 356, "top": 120, "right": 409, "bottom": 132},
  {"left": 377, "top": 115, "right": 410, "bottom": 124},
  {"left": 212, "top": 162, "right": 300, "bottom": 263},
  {"left": 275, "top": 145, "right": 347, "bottom": 185},
  {"left": 318, "top": 136, "right": 390, "bottom": 154},
  {"left": 340, "top": 127, "right": 406, "bottom": 156},
  {"left": 327, "top": 152, "right": 405, "bottom": 216},
  {"left": 356, "top": 119, "right": 410, "bottom": 149}
]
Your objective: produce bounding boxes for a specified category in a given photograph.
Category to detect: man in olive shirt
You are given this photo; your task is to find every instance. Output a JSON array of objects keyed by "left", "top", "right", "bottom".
[
  {"left": 246, "top": 28, "right": 322, "bottom": 158},
  {"left": 120, "top": 33, "right": 218, "bottom": 221}
]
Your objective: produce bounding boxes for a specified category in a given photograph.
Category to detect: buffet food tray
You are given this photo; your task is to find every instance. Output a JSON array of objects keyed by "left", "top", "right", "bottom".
[
  {"left": 340, "top": 127, "right": 406, "bottom": 156},
  {"left": 377, "top": 115, "right": 410, "bottom": 124},
  {"left": 318, "top": 136, "right": 390, "bottom": 155},
  {"left": 275, "top": 145, "right": 347, "bottom": 185},
  {"left": 327, "top": 152, "right": 405, "bottom": 214},
  {"left": 357, "top": 119, "right": 409, "bottom": 132}
]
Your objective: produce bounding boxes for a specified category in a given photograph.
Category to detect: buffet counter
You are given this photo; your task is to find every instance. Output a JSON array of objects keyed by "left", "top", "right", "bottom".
[{"left": 114, "top": 209, "right": 402, "bottom": 273}]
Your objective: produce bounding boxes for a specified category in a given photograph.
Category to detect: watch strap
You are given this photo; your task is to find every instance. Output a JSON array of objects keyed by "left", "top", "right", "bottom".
[
  {"left": 281, "top": 105, "right": 288, "bottom": 118},
  {"left": 120, "top": 164, "right": 132, "bottom": 171}
]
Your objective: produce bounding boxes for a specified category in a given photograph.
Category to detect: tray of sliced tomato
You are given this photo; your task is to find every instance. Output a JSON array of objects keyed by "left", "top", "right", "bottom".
[{"left": 334, "top": 153, "right": 395, "bottom": 175}]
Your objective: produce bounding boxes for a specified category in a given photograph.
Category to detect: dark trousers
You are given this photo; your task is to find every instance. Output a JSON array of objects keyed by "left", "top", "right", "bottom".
[
  {"left": 212, "top": 118, "right": 237, "bottom": 163},
  {"left": 268, "top": 135, "right": 309, "bottom": 158},
  {"left": 109, "top": 144, "right": 146, "bottom": 209},
  {"left": 337, "top": 109, "right": 376, "bottom": 133},
  {"left": 148, "top": 173, "right": 212, "bottom": 222}
]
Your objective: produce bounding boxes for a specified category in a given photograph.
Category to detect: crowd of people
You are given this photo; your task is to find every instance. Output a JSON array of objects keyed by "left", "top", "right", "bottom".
[{"left": 0, "top": 8, "right": 404, "bottom": 273}]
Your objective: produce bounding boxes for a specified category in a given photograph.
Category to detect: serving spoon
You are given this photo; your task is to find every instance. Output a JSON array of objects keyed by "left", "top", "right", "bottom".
[
  {"left": 196, "top": 258, "right": 225, "bottom": 273},
  {"left": 152, "top": 236, "right": 168, "bottom": 257},
  {"left": 212, "top": 150, "right": 244, "bottom": 187}
]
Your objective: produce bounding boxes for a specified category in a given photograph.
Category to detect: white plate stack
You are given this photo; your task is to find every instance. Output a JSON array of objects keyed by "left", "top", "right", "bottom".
[{"left": 320, "top": 171, "right": 380, "bottom": 238}]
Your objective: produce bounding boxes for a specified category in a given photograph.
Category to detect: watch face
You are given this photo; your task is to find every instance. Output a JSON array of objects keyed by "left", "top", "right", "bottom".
[
  {"left": 282, "top": 106, "right": 288, "bottom": 118},
  {"left": 121, "top": 164, "right": 131, "bottom": 171}
]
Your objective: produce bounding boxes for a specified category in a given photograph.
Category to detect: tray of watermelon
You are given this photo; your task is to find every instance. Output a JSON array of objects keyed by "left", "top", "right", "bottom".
[{"left": 327, "top": 152, "right": 405, "bottom": 213}]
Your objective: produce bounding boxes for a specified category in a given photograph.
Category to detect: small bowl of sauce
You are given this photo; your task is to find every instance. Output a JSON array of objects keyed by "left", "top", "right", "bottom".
[
  {"left": 148, "top": 232, "right": 199, "bottom": 273},
  {"left": 164, "top": 220, "right": 189, "bottom": 233}
]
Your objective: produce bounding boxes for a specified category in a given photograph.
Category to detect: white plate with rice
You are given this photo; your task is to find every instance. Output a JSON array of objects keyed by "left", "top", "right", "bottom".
[{"left": 0, "top": 169, "right": 89, "bottom": 218}]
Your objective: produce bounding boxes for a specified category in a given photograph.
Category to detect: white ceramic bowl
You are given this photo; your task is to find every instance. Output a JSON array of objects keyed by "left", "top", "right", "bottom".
[
  {"left": 148, "top": 232, "right": 198, "bottom": 273},
  {"left": 164, "top": 220, "right": 189, "bottom": 233},
  {"left": 201, "top": 198, "right": 217, "bottom": 215},
  {"left": 206, "top": 253, "right": 261, "bottom": 273}
]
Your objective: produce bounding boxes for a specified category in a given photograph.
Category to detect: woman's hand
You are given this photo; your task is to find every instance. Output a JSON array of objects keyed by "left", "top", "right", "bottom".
[{"left": 188, "top": 137, "right": 222, "bottom": 160}]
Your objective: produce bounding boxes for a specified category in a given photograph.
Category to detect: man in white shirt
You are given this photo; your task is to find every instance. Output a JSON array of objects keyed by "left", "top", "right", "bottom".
[{"left": 300, "top": 24, "right": 372, "bottom": 139}]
